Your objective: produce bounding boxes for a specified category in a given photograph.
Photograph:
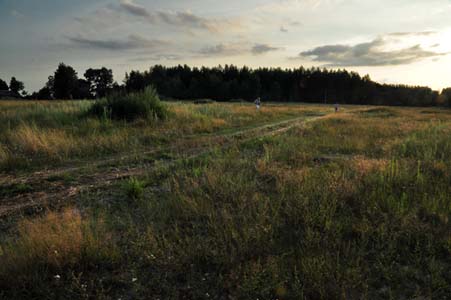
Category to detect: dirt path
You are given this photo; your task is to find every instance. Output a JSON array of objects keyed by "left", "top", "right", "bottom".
[
  {"left": 1, "top": 114, "right": 326, "bottom": 186},
  {"left": 0, "top": 109, "right": 362, "bottom": 218}
]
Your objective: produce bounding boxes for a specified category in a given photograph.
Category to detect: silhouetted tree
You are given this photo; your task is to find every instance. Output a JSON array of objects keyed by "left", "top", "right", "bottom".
[
  {"left": 441, "top": 88, "right": 451, "bottom": 107},
  {"left": 73, "top": 79, "right": 92, "bottom": 99},
  {"left": 36, "top": 87, "right": 53, "bottom": 100},
  {"left": 53, "top": 63, "right": 78, "bottom": 99},
  {"left": 124, "top": 70, "right": 151, "bottom": 92},
  {"left": 9, "top": 77, "right": 24, "bottom": 94},
  {"left": 0, "top": 78, "right": 8, "bottom": 90},
  {"left": 84, "top": 67, "right": 114, "bottom": 98}
]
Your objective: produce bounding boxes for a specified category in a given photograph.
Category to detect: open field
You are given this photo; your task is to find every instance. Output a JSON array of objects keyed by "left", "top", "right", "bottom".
[{"left": 1, "top": 100, "right": 451, "bottom": 299}]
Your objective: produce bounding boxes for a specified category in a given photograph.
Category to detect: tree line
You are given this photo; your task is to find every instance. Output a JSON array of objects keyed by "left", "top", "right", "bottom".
[
  {"left": 0, "top": 63, "right": 115, "bottom": 100},
  {"left": 124, "top": 65, "right": 449, "bottom": 107},
  {"left": 2, "top": 63, "right": 451, "bottom": 107}
]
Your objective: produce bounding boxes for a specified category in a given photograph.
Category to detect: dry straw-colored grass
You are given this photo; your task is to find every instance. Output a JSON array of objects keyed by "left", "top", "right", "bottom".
[
  {"left": 0, "top": 143, "right": 9, "bottom": 163},
  {"left": 0, "top": 208, "right": 118, "bottom": 280},
  {"left": 352, "top": 156, "right": 388, "bottom": 177},
  {"left": 10, "top": 124, "right": 74, "bottom": 157}
]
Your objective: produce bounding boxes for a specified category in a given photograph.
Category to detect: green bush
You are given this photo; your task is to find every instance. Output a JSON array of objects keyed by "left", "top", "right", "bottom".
[
  {"left": 89, "top": 86, "right": 168, "bottom": 121},
  {"left": 122, "top": 177, "right": 145, "bottom": 200}
]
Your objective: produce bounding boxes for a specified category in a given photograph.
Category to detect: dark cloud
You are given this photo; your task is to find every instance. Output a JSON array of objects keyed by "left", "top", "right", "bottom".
[
  {"left": 300, "top": 37, "right": 446, "bottom": 66},
  {"left": 199, "top": 43, "right": 281, "bottom": 56},
  {"left": 68, "top": 34, "right": 169, "bottom": 51},
  {"left": 199, "top": 43, "right": 245, "bottom": 56},
  {"left": 119, "top": 0, "right": 151, "bottom": 18},
  {"left": 280, "top": 20, "right": 302, "bottom": 33},
  {"left": 252, "top": 43, "right": 281, "bottom": 54},
  {"left": 118, "top": 0, "right": 241, "bottom": 33}
]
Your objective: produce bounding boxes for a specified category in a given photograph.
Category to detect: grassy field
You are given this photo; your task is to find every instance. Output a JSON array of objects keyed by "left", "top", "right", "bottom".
[{"left": 1, "top": 100, "right": 451, "bottom": 299}]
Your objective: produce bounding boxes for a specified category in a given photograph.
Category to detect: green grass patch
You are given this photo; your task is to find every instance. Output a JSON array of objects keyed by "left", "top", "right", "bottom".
[
  {"left": 0, "top": 183, "right": 33, "bottom": 197},
  {"left": 121, "top": 177, "right": 145, "bottom": 201}
]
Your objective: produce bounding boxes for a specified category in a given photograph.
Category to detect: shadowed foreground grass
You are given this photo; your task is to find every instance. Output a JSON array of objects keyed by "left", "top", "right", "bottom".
[{"left": 1, "top": 103, "right": 451, "bottom": 299}]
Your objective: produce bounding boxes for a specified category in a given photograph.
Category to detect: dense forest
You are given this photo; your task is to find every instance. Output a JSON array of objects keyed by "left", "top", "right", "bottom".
[
  {"left": 125, "top": 65, "right": 443, "bottom": 106},
  {"left": 2, "top": 63, "right": 451, "bottom": 107}
]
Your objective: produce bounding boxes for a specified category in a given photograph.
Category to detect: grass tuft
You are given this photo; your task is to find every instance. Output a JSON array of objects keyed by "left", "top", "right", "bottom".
[{"left": 122, "top": 177, "right": 145, "bottom": 200}]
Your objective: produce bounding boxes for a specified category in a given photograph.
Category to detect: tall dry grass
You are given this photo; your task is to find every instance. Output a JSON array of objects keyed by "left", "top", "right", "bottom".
[{"left": 0, "top": 208, "right": 118, "bottom": 288}]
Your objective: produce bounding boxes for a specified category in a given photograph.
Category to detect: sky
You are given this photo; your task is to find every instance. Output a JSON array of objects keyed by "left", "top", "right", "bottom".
[{"left": 1, "top": 0, "right": 451, "bottom": 92}]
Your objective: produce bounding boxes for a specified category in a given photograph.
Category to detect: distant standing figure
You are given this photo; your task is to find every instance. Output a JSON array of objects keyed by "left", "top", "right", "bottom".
[
  {"left": 334, "top": 103, "right": 339, "bottom": 113},
  {"left": 255, "top": 97, "right": 261, "bottom": 110}
]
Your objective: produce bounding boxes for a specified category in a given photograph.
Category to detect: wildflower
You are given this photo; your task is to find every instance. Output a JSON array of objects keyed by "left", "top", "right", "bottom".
[
  {"left": 132, "top": 277, "right": 138, "bottom": 283},
  {"left": 54, "top": 274, "right": 61, "bottom": 280}
]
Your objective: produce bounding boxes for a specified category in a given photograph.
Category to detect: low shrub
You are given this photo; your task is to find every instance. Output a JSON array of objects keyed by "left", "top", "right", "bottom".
[
  {"left": 89, "top": 86, "right": 168, "bottom": 121},
  {"left": 122, "top": 177, "right": 145, "bottom": 200}
]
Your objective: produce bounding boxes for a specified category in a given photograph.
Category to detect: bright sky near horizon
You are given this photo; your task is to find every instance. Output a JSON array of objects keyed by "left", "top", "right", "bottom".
[{"left": 1, "top": 0, "right": 451, "bottom": 92}]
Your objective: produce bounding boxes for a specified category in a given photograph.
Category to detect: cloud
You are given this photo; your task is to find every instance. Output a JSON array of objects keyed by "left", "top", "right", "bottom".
[
  {"left": 68, "top": 34, "right": 170, "bottom": 51},
  {"left": 289, "top": 21, "right": 302, "bottom": 26},
  {"left": 10, "top": 10, "right": 25, "bottom": 18},
  {"left": 199, "top": 43, "right": 247, "bottom": 56},
  {"left": 118, "top": 0, "right": 242, "bottom": 33},
  {"left": 252, "top": 44, "right": 282, "bottom": 54},
  {"left": 280, "top": 20, "right": 303, "bottom": 33},
  {"left": 199, "top": 42, "right": 281, "bottom": 56},
  {"left": 299, "top": 37, "right": 447, "bottom": 66},
  {"left": 388, "top": 31, "right": 437, "bottom": 37},
  {"left": 74, "top": 4, "right": 124, "bottom": 28},
  {"left": 119, "top": 0, "right": 150, "bottom": 18},
  {"left": 129, "top": 54, "right": 184, "bottom": 62}
]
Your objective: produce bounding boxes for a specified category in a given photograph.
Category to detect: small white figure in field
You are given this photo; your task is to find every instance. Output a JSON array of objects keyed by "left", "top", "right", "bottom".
[
  {"left": 334, "top": 103, "right": 339, "bottom": 112},
  {"left": 254, "top": 97, "right": 261, "bottom": 110}
]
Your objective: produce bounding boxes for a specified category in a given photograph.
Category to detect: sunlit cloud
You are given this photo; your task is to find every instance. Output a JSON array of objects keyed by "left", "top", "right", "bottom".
[{"left": 299, "top": 35, "right": 448, "bottom": 66}]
